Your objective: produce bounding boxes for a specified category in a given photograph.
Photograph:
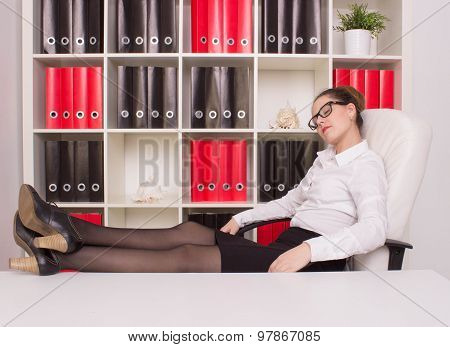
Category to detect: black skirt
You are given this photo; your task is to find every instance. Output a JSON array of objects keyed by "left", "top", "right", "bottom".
[{"left": 214, "top": 226, "right": 347, "bottom": 273}]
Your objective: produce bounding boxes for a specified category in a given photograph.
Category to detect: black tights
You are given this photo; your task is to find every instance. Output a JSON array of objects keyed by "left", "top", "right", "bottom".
[{"left": 57, "top": 219, "right": 221, "bottom": 273}]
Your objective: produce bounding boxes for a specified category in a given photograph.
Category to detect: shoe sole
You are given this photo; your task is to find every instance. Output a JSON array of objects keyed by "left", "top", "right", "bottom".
[
  {"left": 18, "top": 185, "right": 56, "bottom": 238},
  {"left": 13, "top": 216, "right": 34, "bottom": 257}
]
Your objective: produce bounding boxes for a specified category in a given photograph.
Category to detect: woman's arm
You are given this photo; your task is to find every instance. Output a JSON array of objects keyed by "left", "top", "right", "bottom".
[{"left": 304, "top": 157, "right": 388, "bottom": 262}]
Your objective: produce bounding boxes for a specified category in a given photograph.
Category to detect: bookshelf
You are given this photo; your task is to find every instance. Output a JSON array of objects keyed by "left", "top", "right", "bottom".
[{"left": 22, "top": 0, "right": 412, "bottom": 240}]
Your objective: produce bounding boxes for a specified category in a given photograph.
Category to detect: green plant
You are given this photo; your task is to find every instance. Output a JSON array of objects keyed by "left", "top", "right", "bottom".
[{"left": 333, "top": 3, "right": 389, "bottom": 38}]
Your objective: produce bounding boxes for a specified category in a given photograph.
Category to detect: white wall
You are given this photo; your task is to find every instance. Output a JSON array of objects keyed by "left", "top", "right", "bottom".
[
  {"left": 0, "top": 0, "right": 22, "bottom": 270},
  {"left": 404, "top": 0, "right": 450, "bottom": 279}
]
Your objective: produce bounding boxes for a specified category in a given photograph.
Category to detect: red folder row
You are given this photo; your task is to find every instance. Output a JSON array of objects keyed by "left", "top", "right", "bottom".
[
  {"left": 191, "top": 139, "right": 247, "bottom": 202},
  {"left": 333, "top": 68, "right": 394, "bottom": 109},
  {"left": 257, "top": 220, "right": 290, "bottom": 246},
  {"left": 46, "top": 67, "right": 103, "bottom": 129},
  {"left": 191, "top": 0, "right": 252, "bottom": 53},
  {"left": 69, "top": 212, "right": 103, "bottom": 225}
]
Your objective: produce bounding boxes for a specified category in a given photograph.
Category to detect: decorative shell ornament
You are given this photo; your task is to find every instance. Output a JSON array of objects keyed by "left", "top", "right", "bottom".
[
  {"left": 269, "top": 101, "right": 301, "bottom": 129},
  {"left": 132, "top": 179, "right": 168, "bottom": 203}
]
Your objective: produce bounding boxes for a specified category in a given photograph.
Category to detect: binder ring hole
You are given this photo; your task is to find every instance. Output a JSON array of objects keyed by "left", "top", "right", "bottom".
[
  {"left": 263, "top": 184, "right": 271, "bottom": 192},
  {"left": 151, "top": 36, "right": 159, "bottom": 45},
  {"left": 277, "top": 184, "right": 285, "bottom": 191},
  {"left": 236, "top": 183, "right": 244, "bottom": 191},
  {"left": 200, "top": 36, "right": 207, "bottom": 44},
  {"left": 197, "top": 184, "right": 204, "bottom": 191},
  {"left": 268, "top": 35, "right": 276, "bottom": 43},
  {"left": 50, "top": 111, "right": 58, "bottom": 119},
  {"left": 63, "top": 111, "right": 70, "bottom": 119},
  {"left": 194, "top": 110, "right": 203, "bottom": 119},
  {"left": 241, "top": 38, "right": 249, "bottom": 46},
  {"left": 48, "top": 184, "right": 57, "bottom": 192},
  {"left": 77, "top": 183, "right": 86, "bottom": 192},
  {"left": 208, "top": 110, "right": 217, "bottom": 119},
  {"left": 92, "top": 183, "right": 100, "bottom": 192},
  {"left": 61, "top": 37, "right": 69, "bottom": 46},
  {"left": 237, "top": 110, "right": 246, "bottom": 119},
  {"left": 136, "top": 36, "right": 144, "bottom": 45},
  {"left": 121, "top": 110, "right": 129, "bottom": 118},
  {"left": 282, "top": 36, "right": 289, "bottom": 44},
  {"left": 227, "top": 38, "right": 235, "bottom": 46},
  {"left": 136, "top": 110, "right": 144, "bottom": 118},
  {"left": 164, "top": 36, "right": 173, "bottom": 45},
  {"left": 212, "top": 37, "right": 219, "bottom": 45},
  {"left": 208, "top": 183, "right": 216, "bottom": 191},
  {"left": 310, "top": 37, "right": 318, "bottom": 45},
  {"left": 89, "top": 37, "right": 97, "bottom": 45},
  {"left": 76, "top": 111, "right": 84, "bottom": 119},
  {"left": 294, "top": 183, "right": 299, "bottom": 189},
  {"left": 152, "top": 110, "right": 160, "bottom": 118},
  {"left": 76, "top": 37, "right": 84, "bottom": 46},
  {"left": 296, "top": 37, "right": 304, "bottom": 45},
  {"left": 63, "top": 184, "right": 71, "bottom": 192},
  {"left": 223, "top": 110, "right": 231, "bottom": 118},
  {"left": 91, "top": 111, "right": 99, "bottom": 119},
  {"left": 122, "top": 36, "right": 130, "bottom": 45},
  {"left": 166, "top": 111, "right": 174, "bottom": 118},
  {"left": 47, "top": 37, "right": 56, "bottom": 45},
  {"left": 223, "top": 183, "right": 231, "bottom": 191}
]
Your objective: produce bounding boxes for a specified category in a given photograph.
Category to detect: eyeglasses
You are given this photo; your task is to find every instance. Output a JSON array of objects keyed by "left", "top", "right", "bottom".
[{"left": 308, "top": 101, "right": 349, "bottom": 131}]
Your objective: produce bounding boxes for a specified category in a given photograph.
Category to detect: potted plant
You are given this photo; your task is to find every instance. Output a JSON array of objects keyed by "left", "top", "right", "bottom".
[{"left": 333, "top": 3, "right": 389, "bottom": 55}]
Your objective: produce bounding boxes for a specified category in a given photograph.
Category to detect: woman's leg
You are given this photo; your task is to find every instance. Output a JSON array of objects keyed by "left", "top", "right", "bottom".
[
  {"left": 58, "top": 244, "right": 222, "bottom": 273},
  {"left": 69, "top": 218, "right": 217, "bottom": 250}
]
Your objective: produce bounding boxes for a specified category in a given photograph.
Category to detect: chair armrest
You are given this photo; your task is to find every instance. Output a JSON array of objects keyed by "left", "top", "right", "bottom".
[
  {"left": 235, "top": 218, "right": 292, "bottom": 237},
  {"left": 385, "top": 239, "right": 413, "bottom": 249},
  {"left": 385, "top": 239, "right": 413, "bottom": 271}
]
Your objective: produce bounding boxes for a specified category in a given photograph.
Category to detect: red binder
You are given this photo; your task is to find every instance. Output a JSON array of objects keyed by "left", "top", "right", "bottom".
[
  {"left": 73, "top": 67, "right": 89, "bottom": 128},
  {"left": 365, "top": 69, "right": 380, "bottom": 109},
  {"left": 218, "top": 140, "right": 234, "bottom": 201},
  {"left": 203, "top": 140, "right": 219, "bottom": 201},
  {"left": 61, "top": 67, "right": 74, "bottom": 129},
  {"left": 272, "top": 221, "right": 285, "bottom": 241},
  {"left": 191, "top": 0, "right": 208, "bottom": 53},
  {"left": 87, "top": 67, "right": 103, "bottom": 129},
  {"left": 237, "top": 0, "right": 252, "bottom": 53},
  {"left": 207, "top": 0, "right": 223, "bottom": 53},
  {"left": 334, "top": 68, "right": 350, "bottom": 87},
  {"left": 349, "top": 69, "right": 365, "bottom": 96},
  {"left": 46, "top": 67, "right": 62, "bottom": 129},
  {"left": 191, "top": 140, "right": 207, "bottom": 202},
  {"left": 69, "top": 212, "right": 85, "bottom": 220},
  {"left": 257, "top": 224, "right": 272, "bottom": 246},
  {"left": 223, "top": 0, "right": 238, "bottom": 53},
  {"left": 231, "top": 139, "right": 247, "bottom": 201},
  {"left": 380, "top": 70, "right": 394, "bottom": 109},
  {"left": 85, "top": 213, "right": 102, "bottom": 225}
]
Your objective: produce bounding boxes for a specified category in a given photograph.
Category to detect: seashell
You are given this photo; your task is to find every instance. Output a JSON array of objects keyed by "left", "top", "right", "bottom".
[{"left": 132, "top": 180, "right": 168, "bottom": 203}]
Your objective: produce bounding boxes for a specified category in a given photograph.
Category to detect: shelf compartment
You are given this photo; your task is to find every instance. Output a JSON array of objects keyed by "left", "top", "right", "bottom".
[{"left": 107, "top": 207, "right": 179, "bottom": 228}]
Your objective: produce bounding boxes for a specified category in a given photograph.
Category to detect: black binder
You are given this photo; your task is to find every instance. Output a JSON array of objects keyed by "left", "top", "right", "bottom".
[
  {"left": 58, "top": 0, "right": 72, "bottom": 53},
  {"left": 117, "top": 0, "right": 132, "bottom": 52},
  {"left": 273, "top": 140, "right": 290, "bottom": 199},
  {"left": 117, "top": 66, "right": 133, "bottom": 128},
  {"left": 203, "top": 213, "right": 217, "bottom": 229},
  {"left": 45, "top": 141, "right": 60, "bottom": 202},
  {"left": 188, "top": 213, "right": 204, "bottom": 224},
  {"left": 163, "top": 67, "right": 178, "bottom": 128},
  {"left": 288, "top": 140, "right": 306, "bottom": 190},
  {"left": 234, "top": 67, "right": 249, "bottom": 128},
  {"left": 148, "top": 66, "right": 164, "bottom": 128},
  {"left": 132, "top": 0, "right": 147, "bottom": 53},
  {"left": 147, "top": 0, "right": 160, "bottom": 53},
  {"left": 73, "top": 0, "right": 88, "bottom": 54},
  {"left": 60, "top": 141, "right": 75, "bottom": 202},
  {"left": 301, "top": 0, "right": 321, "bottom": 54},
  {"left": 160, "top": 0, "right": 177, "bottom": 53},
  {"left": 216, "top": 213, "right": 233, "bottom": 230},
  {"left": 87, "top": 0, "right": 103, "bottom": 53},
  {"left": 302, "top": 138, "right": 319, "bottom": 173},
  {"left": 258, "top": 140, "right": 276, "bottom": 202},
  {"left": 74, "top": 141, "right": 90, "bottom": 202},
  {"left": 89, "top": 141, "right": 104, "bottom": 202},
  {"left": 262, "top": 0, "right": 278, "bottom": 53},
  {"left": 205, "top": 67, "right": 221, "bottom": 128},
  {"left": 292, "top": 0, "right": 304, "bottom": 53},
  {"left": 220, "top": 66, "right": 234, "bottom": 129},
  {"left": 42, "top": 0, "right": 58, "bottom": 54},
  {"left": 278, "top": 0, "right": 293, "bottom": 53},
  {"left": 191, "top": 67, "right": 206, "bottom": 128},
  {"left": 132, "top": 66, "right": 148, "bottom": 128}
]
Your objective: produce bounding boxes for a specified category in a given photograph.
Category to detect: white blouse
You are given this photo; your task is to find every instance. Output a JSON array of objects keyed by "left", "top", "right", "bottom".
[{"left": 232, "top": 139, "right": 389, "bottom": 263}]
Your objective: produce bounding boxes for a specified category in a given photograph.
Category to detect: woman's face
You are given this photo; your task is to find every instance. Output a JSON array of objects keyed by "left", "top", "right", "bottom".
[{"left": 311, "top": 95, "right": 357, "bottom": 145}]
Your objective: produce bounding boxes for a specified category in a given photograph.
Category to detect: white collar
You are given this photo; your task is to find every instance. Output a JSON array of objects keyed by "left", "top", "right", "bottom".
[{"left": 317, "top": 139, "right": 369, "bottom": 167}]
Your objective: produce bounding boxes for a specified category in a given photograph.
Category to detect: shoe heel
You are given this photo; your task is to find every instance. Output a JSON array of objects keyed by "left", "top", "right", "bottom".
[
  {"left": 34, "top": 234, "right": 68, "bottom": 253},
  {"left": 9, "top": 256, "right": 39, "bottom": 274}
]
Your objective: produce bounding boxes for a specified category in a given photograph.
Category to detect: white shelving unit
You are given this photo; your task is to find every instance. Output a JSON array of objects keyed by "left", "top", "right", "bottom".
[{"left": 22, "top": 0, "right": 412, "bottom": 236}]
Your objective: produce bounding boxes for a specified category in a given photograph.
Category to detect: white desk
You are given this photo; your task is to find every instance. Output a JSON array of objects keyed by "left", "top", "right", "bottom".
[{"left": 0, "top": 269, "right": 449, "bottom": 327}]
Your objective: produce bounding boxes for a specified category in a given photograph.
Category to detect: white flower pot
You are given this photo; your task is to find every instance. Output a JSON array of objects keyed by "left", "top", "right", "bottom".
[{"left": 344, "top": 29, "right": 372, "bottom": 55}]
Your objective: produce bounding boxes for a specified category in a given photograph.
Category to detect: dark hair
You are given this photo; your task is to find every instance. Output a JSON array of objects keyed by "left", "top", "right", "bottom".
[{"left": 313, "top": 86, "right": 365, "bottom": 132}]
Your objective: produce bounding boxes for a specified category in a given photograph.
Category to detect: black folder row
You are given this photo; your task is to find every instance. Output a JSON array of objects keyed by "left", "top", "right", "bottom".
[
  {"left": 42, "top": 0, "right": 104, "bottom": 54},
  {"left": 117, "top": 0, "right": 177, "bottom": 53},
  {"left": 191, "top": 66, "right": 250, "bottom": 129},
  {"left": 188, "top": 212, "right": 235, "bottom": 231},
  {"left": 45, "top": 141, "right": 104, "bottom": 202},
  {"left": 258, "top": 139, "right": 319, "bottom": 202},
  {"left": 262, "top": 0, "right": 321, "bottom": 54},
  {"left": 118, "top": 66, "right": 177, "bottom": 129}
]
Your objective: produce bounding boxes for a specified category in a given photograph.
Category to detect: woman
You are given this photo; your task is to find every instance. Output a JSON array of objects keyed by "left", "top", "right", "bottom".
[{"left": 9, "top": 86, "right": 388, "bottom": 275}]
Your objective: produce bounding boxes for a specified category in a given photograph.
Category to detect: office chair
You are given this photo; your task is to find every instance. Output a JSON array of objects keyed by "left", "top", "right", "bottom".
[{"left": 236, "top": 108, "right": 433, "bottom": 271}]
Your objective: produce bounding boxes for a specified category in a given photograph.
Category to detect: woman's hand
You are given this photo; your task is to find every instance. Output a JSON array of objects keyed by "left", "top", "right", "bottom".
[
  {"left": 220, "top": 217, "right": 240, "bottom": 235},
  {"left": 268, "top": 242, "right": 312, "bottom": 272}
]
